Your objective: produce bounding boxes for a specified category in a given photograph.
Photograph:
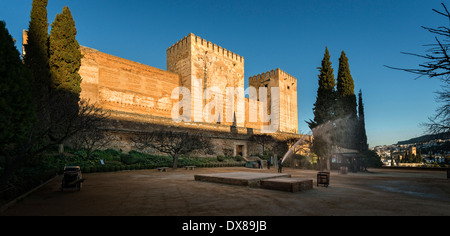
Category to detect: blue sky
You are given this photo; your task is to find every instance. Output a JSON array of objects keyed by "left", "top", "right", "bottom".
[{"left": 1, "top": 0, "right": 446, "bottom": 147}]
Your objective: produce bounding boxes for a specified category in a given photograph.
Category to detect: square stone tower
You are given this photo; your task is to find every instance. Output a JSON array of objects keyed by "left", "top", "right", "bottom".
[
  {"left": 249, "top": 68, "right": 298, "bottom": 133},
  {"left": 167, "top": 33, "right": 245, "bottom": 125}
]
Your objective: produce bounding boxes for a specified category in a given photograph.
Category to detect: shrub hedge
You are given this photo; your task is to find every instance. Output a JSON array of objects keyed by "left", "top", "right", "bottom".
[
  {"left": 38, "top": 148, "right": 245, "bottom": 174},
  {"left": 0, "top": 148, "right": 246, "bottom": 206}
]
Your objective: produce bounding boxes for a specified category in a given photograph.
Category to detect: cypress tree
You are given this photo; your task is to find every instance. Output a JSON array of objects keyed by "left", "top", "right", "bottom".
[
  {"left": 47, "top": 6, "right": 82, "bottom": 147},
  {"left": 308, "top": 47, "right": 336, "bottom": 129},
  {"left": 23, "top": 0, "right": 50, "bottom": 102},
  {"left": 49, "top": 6, "right": 82, "bottom": 98},
  {"left": 336, "top": 51, "right": 358, "bottom": 149},
  {"left": 358, "top": 90, "right": 369, "bottom": 151},
  {"left": 1, "top": 1, "right": 47, "bottom": 187},
  {"left": 0, "top": 21, "right": 36, "bottom": 147},
  {"left": 308, "top": 47, "right": 337, "bottom": 171},
  {"left": 0, "top": 21, "right": 36, "bottom": 187},
  {"left": 336, "top": 51, "right": 357, "bottom": 118}
]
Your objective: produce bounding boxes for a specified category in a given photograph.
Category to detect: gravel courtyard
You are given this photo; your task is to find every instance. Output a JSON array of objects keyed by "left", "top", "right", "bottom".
[{"left": 1, "top": 167, "right": 449, "bottom": 216}]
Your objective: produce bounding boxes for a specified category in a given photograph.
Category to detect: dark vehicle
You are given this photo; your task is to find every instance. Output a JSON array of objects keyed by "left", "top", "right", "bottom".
[{"left": 61, "top": 166, "right": 84, "bottom": 192}]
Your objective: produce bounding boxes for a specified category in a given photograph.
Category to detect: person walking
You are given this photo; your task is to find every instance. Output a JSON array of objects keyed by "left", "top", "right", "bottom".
[
  {"left": 267, "top": 159, "right": 271, "bottom": 170},
  {"left": 277, "top": 159, "right": 282, "bottom": 173}
]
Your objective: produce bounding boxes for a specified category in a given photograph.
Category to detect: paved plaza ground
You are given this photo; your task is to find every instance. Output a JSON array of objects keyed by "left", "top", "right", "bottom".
[{"left": 1, "top": 167, "right": 449, "bottom": 216}]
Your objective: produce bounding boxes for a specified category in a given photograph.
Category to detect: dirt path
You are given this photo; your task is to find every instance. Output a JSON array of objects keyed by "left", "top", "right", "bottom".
[{"left": 1, "top": 167, "right": 449, "bottom": 216}]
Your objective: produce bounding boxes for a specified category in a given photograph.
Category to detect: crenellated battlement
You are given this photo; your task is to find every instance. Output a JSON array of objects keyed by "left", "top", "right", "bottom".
[
  {"left": 249, "top": 69, "right": 277, "bottom": 82},
  {"left": 166, "top": 33, "right": 191, "bottom": 53},
  {"left": 167, "top": 33, "right": 244, "bottom": 63},
  {"left": 279, "top": 69, "right": 297, "bottom": 84},
  {"left": 249, "top": 68, "right": 297, "bottom": 83}
]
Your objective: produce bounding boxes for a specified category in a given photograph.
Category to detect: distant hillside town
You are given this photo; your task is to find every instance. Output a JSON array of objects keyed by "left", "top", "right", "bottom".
[{"left": 372, "top": 133, "right": 450, "bottom": 167}]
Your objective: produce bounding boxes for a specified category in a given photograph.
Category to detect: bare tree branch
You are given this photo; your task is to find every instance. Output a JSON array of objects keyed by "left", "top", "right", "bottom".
[
  {"left": 386, "top": 3, "right": 450, "bottom": 135},
  {"left": 0, "top": 96, "right": 110, "bottom": 187},
  {"left": 131, "top": 131, "right": 212, "bottom": 169}
]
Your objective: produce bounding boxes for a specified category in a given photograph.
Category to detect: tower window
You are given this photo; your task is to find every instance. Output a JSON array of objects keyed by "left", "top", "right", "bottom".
[{"left": 287, "top": 86, "right": 290, "bottom": 90}]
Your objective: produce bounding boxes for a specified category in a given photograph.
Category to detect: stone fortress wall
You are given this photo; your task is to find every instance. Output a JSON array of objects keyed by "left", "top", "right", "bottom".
[
  {"left": 79, "top": 33, "right": 298, "bottom": 135},
  {"left": 79, "top": 46, "right": 180, "bottom": 119},
  {"left": 167, "top": 33, "right": 245, "bottom": 126},
  {"left": 249, "top": 69, "right": 298, "bottom": 134},
  {"left": 26, "top": 31, "right": 304, "bottom": 156}
]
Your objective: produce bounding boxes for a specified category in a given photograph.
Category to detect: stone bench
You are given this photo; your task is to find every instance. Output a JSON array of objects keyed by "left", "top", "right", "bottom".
[
  {"left": 185, "top": 166, "right": 196, "bottom": 170},
  {"left": 157, "top": 167, "right": 169, "bottom": 172},
  {"left": 260, "top": 178, "right": 313, "bottom": 193},
  {"left": 194, "top": 172, "right": 291, "bottom": 188}
]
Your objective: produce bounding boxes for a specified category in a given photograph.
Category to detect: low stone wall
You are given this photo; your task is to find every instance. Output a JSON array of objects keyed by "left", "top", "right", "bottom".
[{"left": 68, "top": 109, "right": 307, "bottom": 159}]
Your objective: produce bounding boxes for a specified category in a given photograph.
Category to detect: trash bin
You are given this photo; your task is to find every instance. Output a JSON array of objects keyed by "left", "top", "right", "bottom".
[
  {"left": 339, "top": 166, "right": 348, "bottom": 174},
  {"left": 317, "top": 171, "right": 330, "bottom": 187}
]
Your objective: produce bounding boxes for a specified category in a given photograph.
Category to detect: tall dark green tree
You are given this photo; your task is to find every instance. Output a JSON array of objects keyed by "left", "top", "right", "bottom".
[
  {"left": 307, "top": 47, "right": 337, "bottom": 171},
  {"left": 336, "top": 51, "right": 358, "bottom": 149},
  {"left": 336, "top": 51, "right": 357, "bottom": 118},
  {"left": 23, "top": 0, "right": 50, "bottom": 106},
  {"left": 48, "top": 6, "right": 83, "bottom": 146},
  {"left": 308, "top": 47, "right": 336, "bottom": 129},
  {"left": 357, "top": 90, "right": 368, "bottom": 151},
  {"left": 49, "top": 6, "right": 82, "bottom": 98},
  {"left": 1, "top": 3, "right": 103, "bottom": 188},
  {"left": 0, "top": 21, "right": 36, "bottom": 187},
  {"left": 0, "top": 21, "right": 36, "bottom": 148},
  {"left": 1, "top": 0, "right": 48, "bottom": 188}
]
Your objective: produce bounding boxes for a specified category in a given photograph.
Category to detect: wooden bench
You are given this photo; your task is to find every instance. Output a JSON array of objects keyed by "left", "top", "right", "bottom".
[
  {"left": 185, "top": 166, "right": 196, "bottom": 170},
  {"left": 157, "top": 167, "right": 169, "bottom": 172}
]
